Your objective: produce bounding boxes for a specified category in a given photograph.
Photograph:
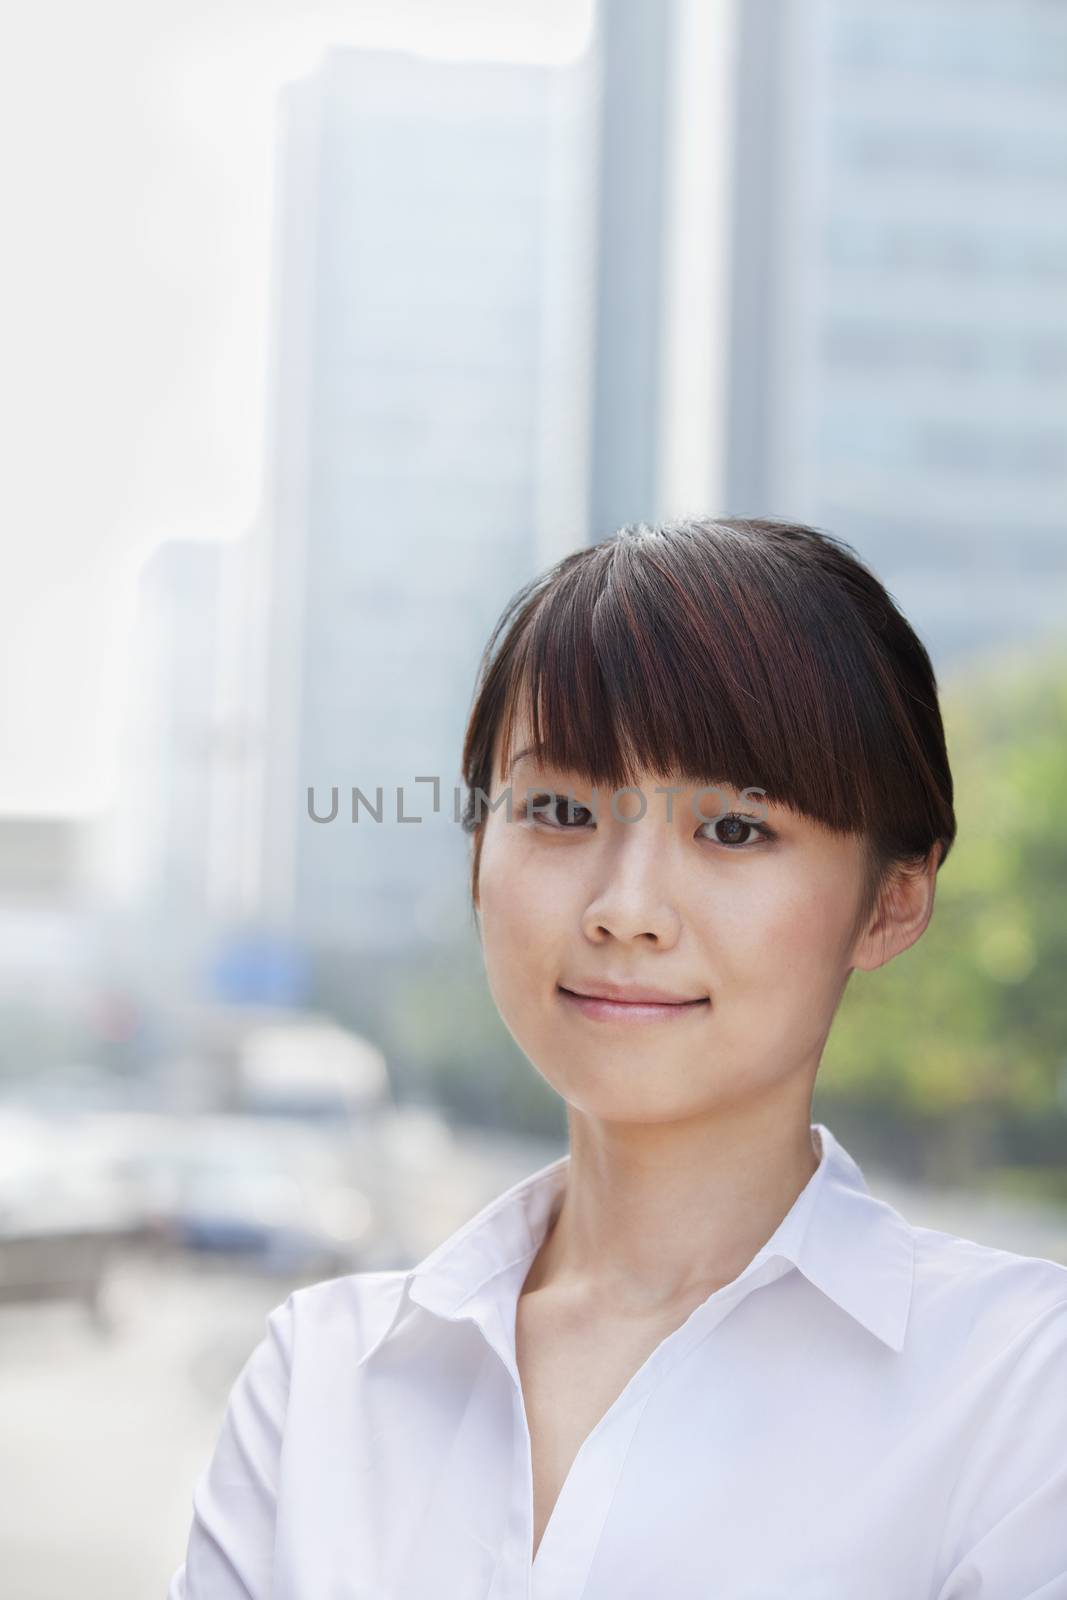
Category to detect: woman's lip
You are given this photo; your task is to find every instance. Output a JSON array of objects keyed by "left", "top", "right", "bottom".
[{"left": 557, "top": 987, "right": 710, "bottom": 1023}]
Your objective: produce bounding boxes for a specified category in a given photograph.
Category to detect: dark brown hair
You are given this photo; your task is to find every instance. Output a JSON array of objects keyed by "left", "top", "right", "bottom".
[{"left": 460, "top": 516, "right": 957, "bottom": 945}]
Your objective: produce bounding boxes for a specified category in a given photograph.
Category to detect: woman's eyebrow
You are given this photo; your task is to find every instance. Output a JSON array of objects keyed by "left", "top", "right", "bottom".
[
  {"left": 506, "top": 751, "right": 769, "bottom": 801},
  {"left": 507, "top": 746, "right": 544, "bottom": 777}
]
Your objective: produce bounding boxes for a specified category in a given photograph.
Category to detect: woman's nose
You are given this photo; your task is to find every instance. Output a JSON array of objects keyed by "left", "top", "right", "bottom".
[{"left": 579, "top": 818, "right": 683, "bottom": 946}]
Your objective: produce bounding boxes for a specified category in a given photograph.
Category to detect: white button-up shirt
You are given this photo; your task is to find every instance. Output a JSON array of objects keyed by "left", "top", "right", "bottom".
[{"left": 168, "top": 1122, "right": 1067, "bottom": 1599}]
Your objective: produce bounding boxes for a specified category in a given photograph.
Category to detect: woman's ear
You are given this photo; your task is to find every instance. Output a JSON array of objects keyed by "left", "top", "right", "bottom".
[{"left": 850, "top": 844, "right": 941, "bottom": 974}]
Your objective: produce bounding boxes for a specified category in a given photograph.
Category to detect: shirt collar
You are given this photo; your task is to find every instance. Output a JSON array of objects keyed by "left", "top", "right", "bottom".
[
  {"left": 796, "top": 1122, "right": 915, "bottom": 1352},
  {"left": 355, "top": 1121, "right": 915, "bottom": 1368}
]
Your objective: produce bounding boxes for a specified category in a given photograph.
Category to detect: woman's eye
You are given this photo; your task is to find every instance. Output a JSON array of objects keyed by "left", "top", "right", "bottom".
[
  {"left": 524, "top": 792, "right": 594, "bottom": 830},
  {"left": 520, "top": 798, "right": 771, "bottom": 845},
  {"left": 700, "top": 812, "right": 772, "bottom": 849}
]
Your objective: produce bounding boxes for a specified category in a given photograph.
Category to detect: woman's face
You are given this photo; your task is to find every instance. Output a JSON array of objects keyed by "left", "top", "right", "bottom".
[{"left": 474, "top": 726, "right": 902, "bottom": 1125}]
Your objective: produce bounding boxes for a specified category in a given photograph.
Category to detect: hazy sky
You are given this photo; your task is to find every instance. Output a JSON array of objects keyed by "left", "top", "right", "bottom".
[{"left": 0, "top": 1, "right": 595, "bottom": 817}]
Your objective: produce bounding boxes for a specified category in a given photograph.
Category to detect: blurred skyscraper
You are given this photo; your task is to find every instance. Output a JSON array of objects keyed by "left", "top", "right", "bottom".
[
  {"left": 0, "top": 816, "right": 97, "bottom": 999},
  {"left": 589, "top": 0, "right": 734, "bottom": 537},
  {"left": 249, "top": 45, "right": 598, "bottom": 952},
  {"left": 115, "top": 541, "right": 235, "bottom": 919},
  {"left": 114, "top": 0, "right": 1065, "bottom": 974},
  {"left": 725, "top": 0, "right": 1067, "bottom": 663},
  {"left": 104, "top": 537, "right": 260, "bottom": 992},
  {"left": 587, "top": 1, "right": 674, "bottom": 539}
]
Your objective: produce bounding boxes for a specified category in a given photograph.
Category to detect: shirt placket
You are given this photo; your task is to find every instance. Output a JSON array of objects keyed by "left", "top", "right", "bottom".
[{"left": 512, "top": 1253, "right": 795, "bottom": 1600}]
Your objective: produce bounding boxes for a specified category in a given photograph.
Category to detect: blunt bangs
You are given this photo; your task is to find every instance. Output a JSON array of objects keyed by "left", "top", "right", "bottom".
[{"left": 461, "top": 518, "right": 956, "bottom": 903}]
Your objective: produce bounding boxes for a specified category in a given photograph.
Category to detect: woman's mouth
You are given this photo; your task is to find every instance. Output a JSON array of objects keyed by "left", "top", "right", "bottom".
[{"left": 556, "top": 985, "right": 710, "bottom": 1025}]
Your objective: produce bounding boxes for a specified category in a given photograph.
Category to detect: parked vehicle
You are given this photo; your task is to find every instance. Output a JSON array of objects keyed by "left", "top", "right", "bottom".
[
  {"left": 107, "top": 1114, "right": 376, "bottom": 1273},
  {"left": 0, "top": 1108, "right": 141, "bottom": 1332}
]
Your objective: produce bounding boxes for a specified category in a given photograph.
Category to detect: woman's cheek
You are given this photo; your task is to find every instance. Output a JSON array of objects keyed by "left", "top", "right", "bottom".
[{"left": 489, "top": 835, "right": 570, "bottom": 935}]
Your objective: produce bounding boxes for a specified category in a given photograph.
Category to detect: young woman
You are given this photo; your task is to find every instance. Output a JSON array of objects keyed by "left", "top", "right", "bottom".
[{"left": 169, "top": 517, "right": 1067, "bottom": 1599}]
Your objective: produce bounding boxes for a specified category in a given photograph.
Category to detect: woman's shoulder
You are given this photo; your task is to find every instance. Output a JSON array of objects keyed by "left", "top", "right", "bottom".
[
  {"left": 289, "top": 1266, "right": 411, "bottom": 1313},
  {"left": 908, "top": 1215, "right": 1067, "bottom": 1357},
  {"left": 270, "top": 1266, "right": 413, "bottom": 1367}
]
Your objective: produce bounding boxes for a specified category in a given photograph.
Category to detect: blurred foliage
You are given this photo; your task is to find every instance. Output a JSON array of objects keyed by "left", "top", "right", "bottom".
[{"left": 818, "top": 639, "right": 1067, "bottom": 1182}]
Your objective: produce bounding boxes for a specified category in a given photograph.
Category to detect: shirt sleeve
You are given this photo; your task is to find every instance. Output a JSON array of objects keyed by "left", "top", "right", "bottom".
[
  {"left": 934, "top": 1296, "right": 1067, "bottom": 1600},
  {"left": 167, "top": 1293, "right": 295, "bottom": 1600}
]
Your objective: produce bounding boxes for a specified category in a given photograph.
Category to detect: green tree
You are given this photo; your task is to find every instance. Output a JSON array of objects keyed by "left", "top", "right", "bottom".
[{"left": 820, "top": 640, "right": 1067, "bottom": 1188}]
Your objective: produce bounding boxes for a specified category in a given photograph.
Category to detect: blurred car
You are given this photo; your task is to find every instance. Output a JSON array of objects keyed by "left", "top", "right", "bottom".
[
  {"left": 106, "top": 1114, "right": 376, "bottom": 1273},
  {"left": 0, "top": 1107, "right": 141, "bottom": 1235},
  {"left": 0, "top": 1108, "right": 143, "bottom": 1332}
]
